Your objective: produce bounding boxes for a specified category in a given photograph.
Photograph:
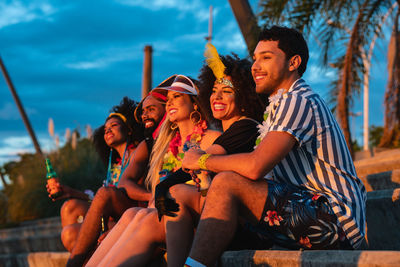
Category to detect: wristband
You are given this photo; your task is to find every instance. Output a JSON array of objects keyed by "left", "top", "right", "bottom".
[
  {"left": 84, "top": 189, "right": 94, "bottom": 201},
  {"left": 198, "top": 154, "right": 211, "bottom": 170}
]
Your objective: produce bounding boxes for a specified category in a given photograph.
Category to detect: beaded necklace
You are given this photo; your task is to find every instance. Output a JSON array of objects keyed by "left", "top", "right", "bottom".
[
  {"left": 159, "top": 120, "right": 207, "bottom": 182},
  {"left": 104, "top": 143, "right": 134, "bottom": 187}
]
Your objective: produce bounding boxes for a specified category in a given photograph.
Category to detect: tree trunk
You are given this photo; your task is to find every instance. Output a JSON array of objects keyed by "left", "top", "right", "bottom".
[
  {"left": 380, "top": 10, "right": 400, "bottom": 148},
  {"left": 0, "top": 55, "right": 43, "bottom": 157},
  {"left": 337, "top": 72, "right": 352, "bottom": 156},
  {"left": 228, "top": 0, "right": 261, "bottom": 55}
]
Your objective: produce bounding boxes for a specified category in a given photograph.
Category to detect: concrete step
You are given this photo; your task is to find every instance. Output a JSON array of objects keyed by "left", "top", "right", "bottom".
[
  {"left": 19, "top": 216, "right": 61, "bottom": 227},
  {"left": 0, "top": 252, "right": 69, "bottom": 267},
  {"left": 219, "top": 250, "right": 400, "bottom": 267},
  {"left": 360, "top": 169, "right": 400, "bottom": 191},
  {"left": 365, "top": 188, "right": 400, "bottom": 250},
  {"left": 2, "top": 250, "right": 400, "bottom": 267},
  {"left": 0, "top": 252, "right": 168, "bottom": 267},
  {"left": 354, "top": 149, "right": 400, "bottom": 178},
  {"left": 0, "top": 216, "right": 61, "bottom": 238},
  {"left": 0, "top": 233, "right": 65, "bottom": 254},
  {"left": 0, "top": 217, "right": 65, "bottom": 254}
]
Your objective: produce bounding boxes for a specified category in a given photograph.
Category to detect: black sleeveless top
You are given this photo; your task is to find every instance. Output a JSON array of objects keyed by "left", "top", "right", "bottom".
[{"left": 213, "top": 118, "right": 259, "bottom": 154}]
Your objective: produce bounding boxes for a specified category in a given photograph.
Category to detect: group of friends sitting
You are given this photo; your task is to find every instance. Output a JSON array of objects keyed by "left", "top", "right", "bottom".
[{"left": 47, "top": 26, "right": 366, "bottom": 267}]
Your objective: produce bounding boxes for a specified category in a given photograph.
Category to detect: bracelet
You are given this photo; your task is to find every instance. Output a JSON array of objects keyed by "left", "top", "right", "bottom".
[
  {"left": 198, "top": 154, "right": 211, "bottom": 170},
  {"left": 84, "top": 189, "right": 94, "bottom": 201}
]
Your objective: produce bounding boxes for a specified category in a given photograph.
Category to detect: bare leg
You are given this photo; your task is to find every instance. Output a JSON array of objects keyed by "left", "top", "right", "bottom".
[
  {"left": 60, "top": 199, "right": 89, "bottom": 251},
  {"left": 67, "top": 187, "right": 136, "bottom": 267},
  {"left": 96, "top": 208, "right": 165, "bottom": 267},
  {"left": 188, "top": 171, "right": 269, "bottom": 266},
  {"left": 86, "top": 207, "right": 143, "bottom": 266},
  {"left": 61, "top": 224, "right": 81, "bottom": 252},
  {"left": 165, "top": 184, "right": 205, "bottom": 267}
]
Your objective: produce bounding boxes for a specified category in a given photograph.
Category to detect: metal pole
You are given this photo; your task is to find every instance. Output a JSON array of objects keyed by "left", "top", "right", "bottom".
[
  {"left": 363, "top": 64, "right": 369, "bottom": 151},
  {"left": 141, "top": 45, "right": 152, "bottom": 98},
  {"left": 0, "top": 55, "right": 43, "bottom": 156},
  {"left": 205, "top": 6, "right": 213, "bottom": 42}
]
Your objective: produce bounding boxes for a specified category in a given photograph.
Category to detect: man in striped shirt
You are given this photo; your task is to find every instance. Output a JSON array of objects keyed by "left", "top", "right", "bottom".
[{"left": 182, "top": 26, "right": 366, "bottom": 267}]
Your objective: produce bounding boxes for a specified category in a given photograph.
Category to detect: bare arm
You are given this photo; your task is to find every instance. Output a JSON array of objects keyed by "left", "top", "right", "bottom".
[
  {"left": 182, "top": 131, "right": 296, "bottom": 180},
  {"left": 46, "top": 183, "right": 90, "bottom": 201},
  {"left": 117, "top": 140, "right": 152, "bottom": 201}
]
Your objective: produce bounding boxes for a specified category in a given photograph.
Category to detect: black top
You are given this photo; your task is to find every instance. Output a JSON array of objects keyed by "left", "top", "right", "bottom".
[
  {"left": 154, "top": 118, "right": 260, "bottom": 195},
  {"left": 213, "top": 118, "right": 259, "bottom": 154},
  {"left": 144, "top": 136, "right": 155, "bottom": 154}
]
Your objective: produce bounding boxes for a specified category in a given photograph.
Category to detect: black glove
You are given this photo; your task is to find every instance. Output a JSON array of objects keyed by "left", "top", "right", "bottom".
[{"left": 154, "top": 168, "right": 191, "bottom": 221}]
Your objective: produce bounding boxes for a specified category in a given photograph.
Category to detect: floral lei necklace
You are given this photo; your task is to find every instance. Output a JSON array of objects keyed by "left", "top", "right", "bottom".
[
  {"left": 159, "top": 120, "right": 207, "bottom": 182},
  {"left": 254, "top": 89, "right": 285, "bottom": 148}
]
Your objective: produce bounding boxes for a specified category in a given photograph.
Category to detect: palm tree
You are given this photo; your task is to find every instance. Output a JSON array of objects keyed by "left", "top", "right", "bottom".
[
  {"left": 229, "top": 0, "right": 261, "bottom": 55},
  {"left": 256, "top": 0, "right": 400, "bottom": 154},
  {"left": 380, "top": 7, "right": 400, "bottom": 147}
]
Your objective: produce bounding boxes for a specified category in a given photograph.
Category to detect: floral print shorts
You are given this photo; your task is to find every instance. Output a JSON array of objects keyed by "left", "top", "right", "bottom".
[{"left": 250, "top": 180, "right": 350, "bottom": 250}]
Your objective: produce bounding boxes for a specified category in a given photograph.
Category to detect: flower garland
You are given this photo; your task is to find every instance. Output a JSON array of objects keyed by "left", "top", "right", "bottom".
[
  {"left": 254, "top": 89, "right": 285, "bottom": 148},
  {"left": 159, "top": 120, "right": 207, "bottom": 182}
]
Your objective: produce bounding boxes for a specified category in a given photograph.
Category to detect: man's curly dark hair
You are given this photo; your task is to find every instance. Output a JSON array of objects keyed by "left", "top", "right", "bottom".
[
  {"left": 198, "top": 53, "right": 266, "bottom": 128},
  {"left": 93, "top": 97, "right": 145, "bottom": 165}
]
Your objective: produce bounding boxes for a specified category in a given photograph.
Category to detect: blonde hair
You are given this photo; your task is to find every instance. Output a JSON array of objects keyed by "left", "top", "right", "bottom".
[
  {"left": 145, "top": 94, "right": 209, "bottom": 194},
  {"left": 145, "top": 118, "right": 177, "bottom": 193}
]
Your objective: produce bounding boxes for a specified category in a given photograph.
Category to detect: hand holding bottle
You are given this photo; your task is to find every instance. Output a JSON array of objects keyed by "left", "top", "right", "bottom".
[{"left": 45, "top": 158, "right": 63, "bottom": 199}]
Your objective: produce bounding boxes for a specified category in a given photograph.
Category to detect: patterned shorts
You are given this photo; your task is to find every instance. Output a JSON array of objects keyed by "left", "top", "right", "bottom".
[{"left": 248, "top": 180, "right": 350, "bottom": 250}]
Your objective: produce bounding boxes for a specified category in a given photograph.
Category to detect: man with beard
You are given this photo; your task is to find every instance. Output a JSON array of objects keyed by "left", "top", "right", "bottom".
[{"left": 67, "top": 77, "right": 170, "bottom": 267}]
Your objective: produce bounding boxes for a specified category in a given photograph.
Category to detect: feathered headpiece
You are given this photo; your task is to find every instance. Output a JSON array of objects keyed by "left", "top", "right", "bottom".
[{"left": 204, "top": 43, "right": 233, "bottom": 88}]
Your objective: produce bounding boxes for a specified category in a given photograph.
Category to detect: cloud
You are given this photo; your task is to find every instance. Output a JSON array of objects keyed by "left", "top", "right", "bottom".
[
  {"left": 2, "top": 136, "right": 33, "bottom": 148},
  {"left": 0, "top": 1, "right": 57, "bottom": 29},
  {"left": 116, "top": 0, "right": 210, "bottom": 21},
  {"left": 212, "top": 21, "right": 247, "bottom": 55},
  {"left": 0, "top": 102, "right": 38, "bottom": 121},
  {"left": 0, "top": 103, "right": 20, "bottom": 120},
  {"left": 65, "top": 44, "right": 143, "bottom": 70},
  {"left": 305, "top": 64, "right": 336, "bottom": 84}
]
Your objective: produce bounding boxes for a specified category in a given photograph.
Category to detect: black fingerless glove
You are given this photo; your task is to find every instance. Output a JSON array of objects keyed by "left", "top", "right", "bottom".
[{"left": 155, "top": 168, "right": 192, "bottom": 221}]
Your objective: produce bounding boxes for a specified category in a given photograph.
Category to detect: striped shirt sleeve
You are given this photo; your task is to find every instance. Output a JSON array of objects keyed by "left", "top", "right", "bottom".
[{"left": 269, "top": 94, "right": 314, "bottom": 146}]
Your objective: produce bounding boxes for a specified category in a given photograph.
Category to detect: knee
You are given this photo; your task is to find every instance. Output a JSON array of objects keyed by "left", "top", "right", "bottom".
[
  {"left": 209, "top": 171, "right": 236, "bottom": 191},
  {"left": 119, "top": 207, "right": 142, "bottom": 224},
  {"left": 137, "top": 211, "right": 162, "bottom": 239},
  {"left": 61, "top": 199, "right": 88, "bottom": 226},
  {"left": 134, "top": 208, "right": 153, "bottom": 222},
  {"left": 61, "top": 199, "right": 80, "bottom": 216},
  {"left": 61, "top": 224, "right": 80, "bottom": 252},
  {"left": 207, "top": 171, "right": 242, "bottom": 200},
  {"left": 169, "top": 184, "right": 189, "bottom": 201}
]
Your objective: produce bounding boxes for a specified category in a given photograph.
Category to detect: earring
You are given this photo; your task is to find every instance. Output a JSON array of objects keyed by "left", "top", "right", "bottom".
[
  {"left": 190, "top": 110, "right": 202, "bottom": 125},
  {"left": 170, "top": 122, "right": 178, "bottom": 130}
]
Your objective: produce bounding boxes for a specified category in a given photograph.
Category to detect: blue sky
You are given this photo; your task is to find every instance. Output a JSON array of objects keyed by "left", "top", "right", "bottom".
[{"left": 0, "top": 0, "right": 388, "bottom": 167}]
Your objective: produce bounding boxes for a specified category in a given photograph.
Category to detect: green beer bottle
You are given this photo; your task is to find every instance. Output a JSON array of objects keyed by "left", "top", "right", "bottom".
[{"left": 45, "top": 158, "right": 62, "bottom": 199}]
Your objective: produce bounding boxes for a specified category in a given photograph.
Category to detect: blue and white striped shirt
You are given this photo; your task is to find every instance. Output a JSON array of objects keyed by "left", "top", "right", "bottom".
[{"left": 262, "top": 79, "right": 366, "bottom": 248}]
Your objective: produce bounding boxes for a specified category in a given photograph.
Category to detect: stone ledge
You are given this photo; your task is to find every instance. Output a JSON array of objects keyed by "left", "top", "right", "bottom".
[
  {"left": 3, "top": 250, "right": 400, "bottom": 267},
  {"left": 365, "top": 188, "right": 400, "bottom": 250},
  {"left": 360, "top": 169, "right": 400, "bottom": 191},
  {"left": 0, "top": 252, "right": 69, "bottom": 267},
  {"left": 219, "top": 250, "right": 400, "bottom": 267},
  {"left": 0, "top": 233, "right": 65, "bottom": 254},
  {"left": 355, "top": 158, "right": 400, "bottom": 178}
]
